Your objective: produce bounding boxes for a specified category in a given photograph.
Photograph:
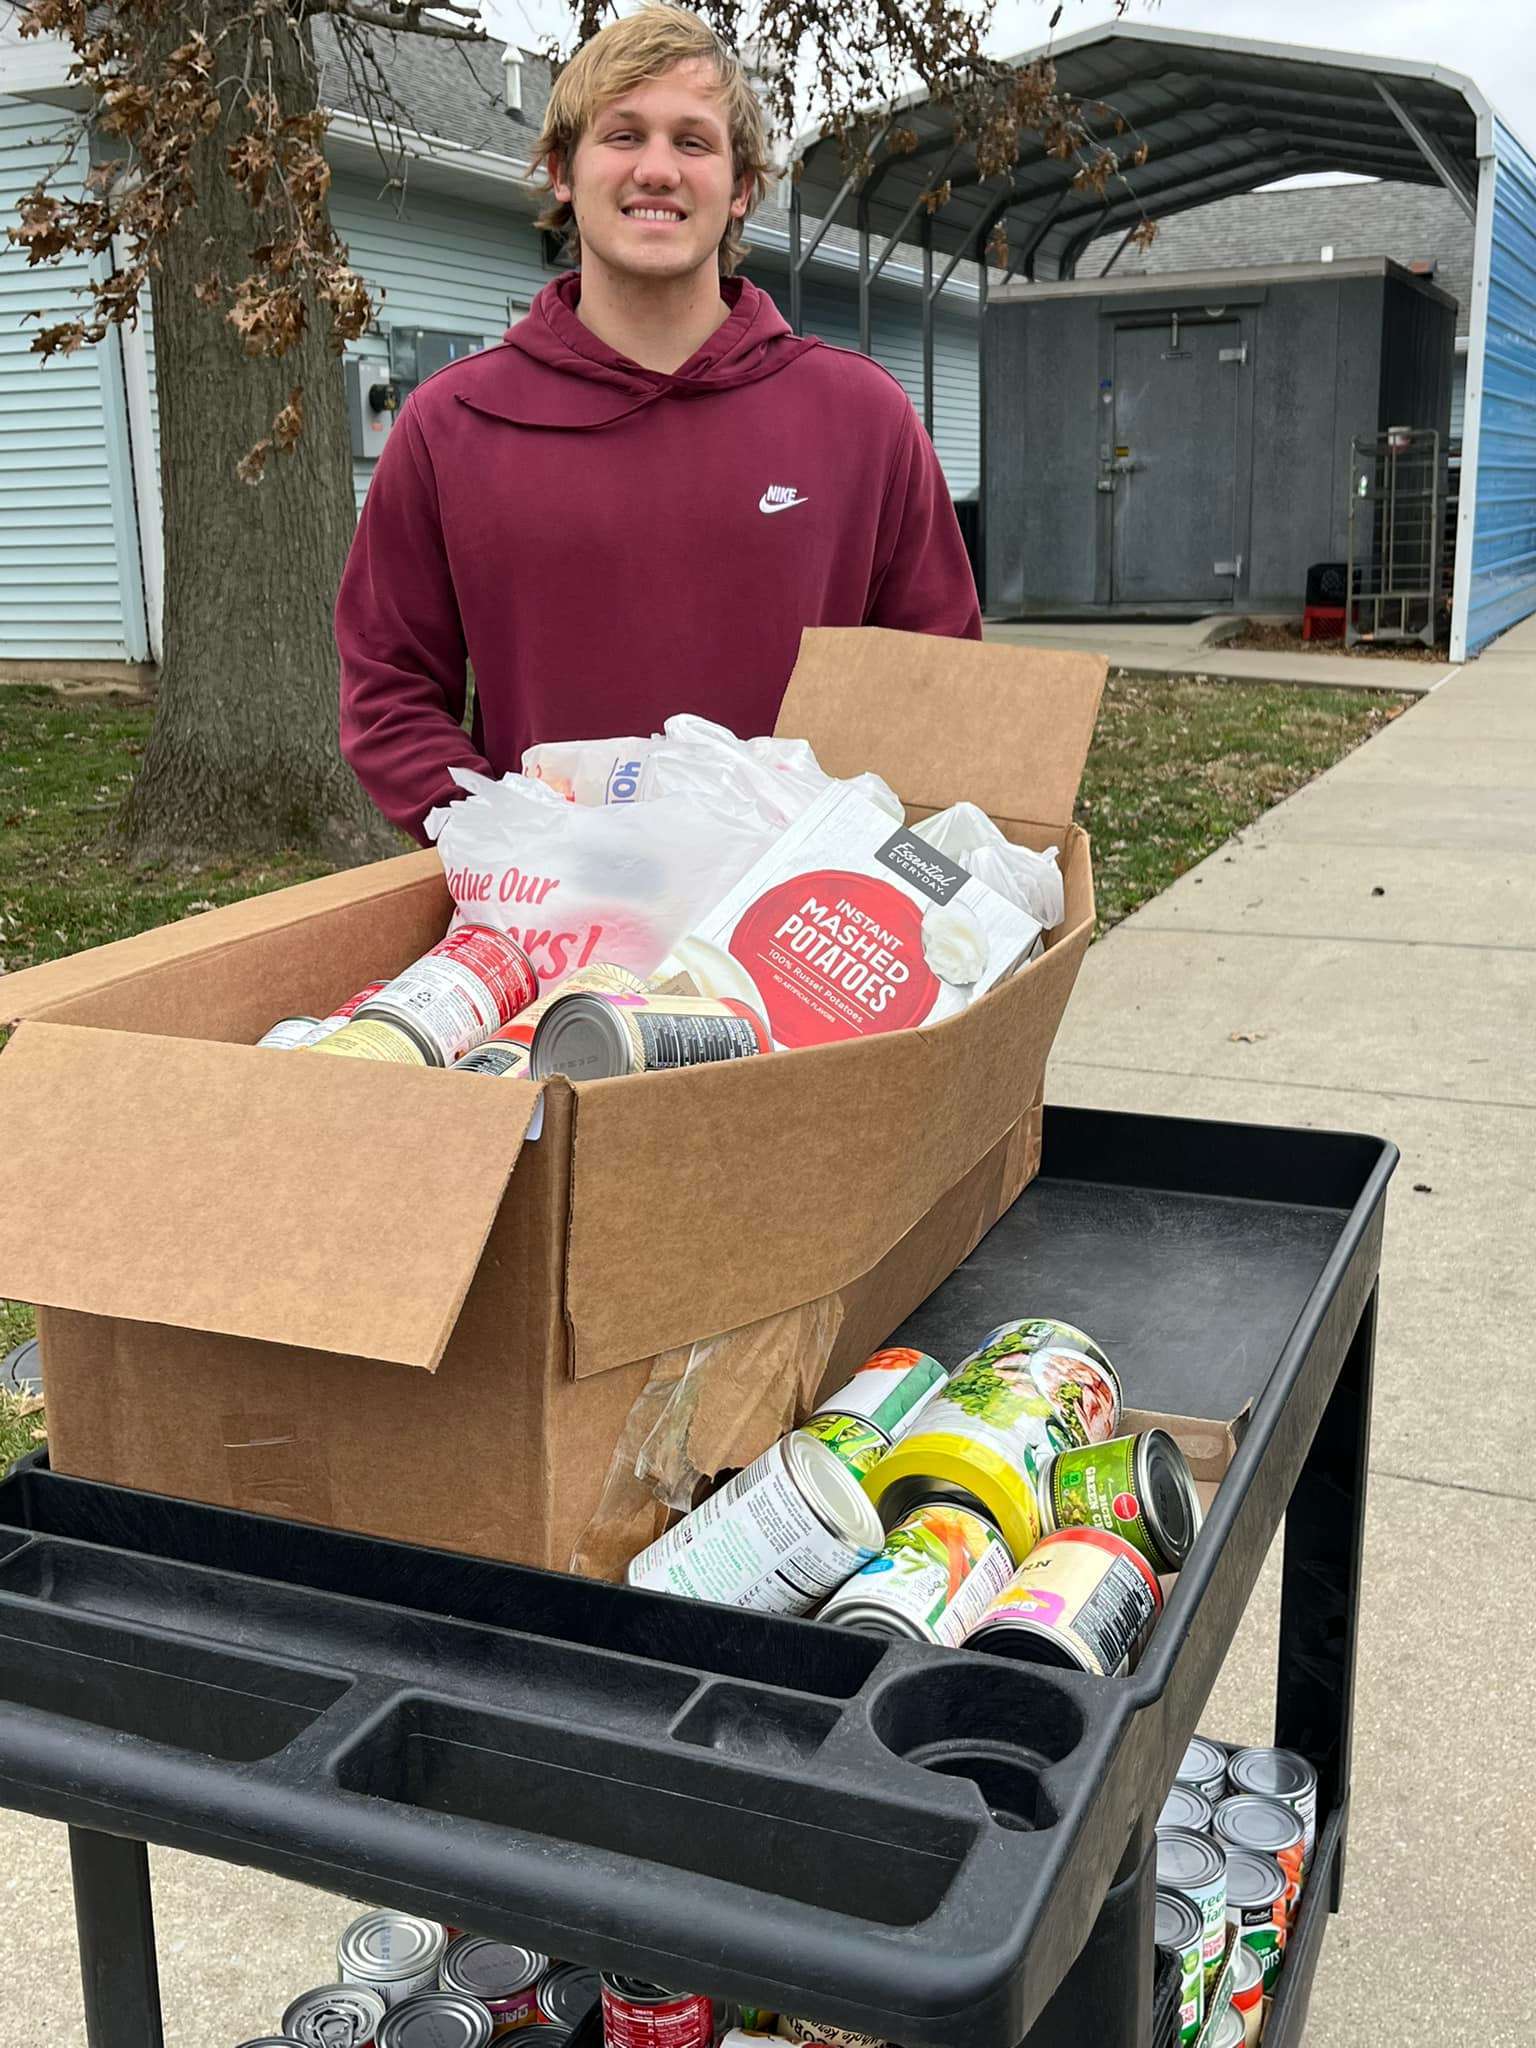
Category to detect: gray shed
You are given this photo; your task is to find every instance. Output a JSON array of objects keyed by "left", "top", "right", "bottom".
[{"left": 983, "top": 257, "right": 1456, "bottom": 618}]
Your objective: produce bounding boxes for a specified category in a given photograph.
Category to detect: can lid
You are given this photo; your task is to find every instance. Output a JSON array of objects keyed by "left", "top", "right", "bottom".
[
  {"left": 816, "top": 1598, "right": 929, "bottom": 1642},
  {"left": 602, "top": 1974, "right": 685, "bottom": 2002},
  {"left": 338, "top": 1910, "right": 445, "bottom": 1978},
  {"left": 1176, "top": 1735, "right": 1228, "bottom": 1788},
  {"left": 350, "top": 1005, "right": 445, "bottom": 1066},
  {"left": 375, "top": 1991, "right": 495, "bottom": 2048},
  {"left": 784, "top": 1431, "right": 885, "bottom": 1553},
  {"left": 1229, "top": 1941, "right": 1264, "bottom": 1998},
  {"left": 440, "top": 1936, "right": 546, "bottom": 1997},
  {"left": 530, "top": 995, "right": 630, "bottom": 1081},
  {"left": 1213, "top": 1793, "right": 1304, "bottom": 1854},
  {"left": 234, "top": 2039, "right": 306, "bottom": 2046},
  {"left": 1155, "top": 1826, "right": 1227, "bottom": 1890},
  {"left": 1207, "top": 2011, "right": 1246, "bottom": 2048},
  {"left": 1152, "top": 1887, "right": 1203, "bottom": 1950},
  {"left": 1223, "top": 1846, "right": 1286, "bottom": 1908},
  {"left": 538, "top": 1963, "right": 602, "bottom": 2028},
  {"left": 281, "top": 1981, "right": 389, "bottom": 2043},
  {"left": 1140, "top": 1429, "right": 1202, "bottom": 1568},
  {"left": 1157, "top": 1783, "right": 1213, "bottom": 1834},
  {"left": 1228, "top": 1746, "right": 1317, "bottom": 1798}
]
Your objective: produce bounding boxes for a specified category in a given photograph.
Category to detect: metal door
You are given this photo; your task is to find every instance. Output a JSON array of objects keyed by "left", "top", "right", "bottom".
[{"left": 1107, "top": 318, "right": 1242, "bottom": 604}]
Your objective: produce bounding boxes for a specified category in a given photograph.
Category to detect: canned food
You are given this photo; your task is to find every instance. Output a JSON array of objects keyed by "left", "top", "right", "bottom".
[
  {"left": 531, "top": 991, "right": 768, "bottom": 1081},
  {"left": 357, "top": 925, "right": 539, "bottom": 1066},
  {"left": 1227, "top": 1940, "right": 1264, "bottom": 2047},
  {"left": 1157, "top": 1782, "right": 1214, "bottom": 1835},
  {"left": 1155, "top": 1828, "right": 1227, "bottom": 2002},
  {"left": 818, "top": 1499, "right": 1015, "bottom": 1645},
  {"left": 967, "top": 1528, "right": 1163, "bottom": 1675},
  {"left": 536, "top": 1963, "right": 602, "bottom": 2029},
  {"left": 1175, "top": 1735, "right": 1229, "bottom": 1804},
  {"left": 256, "top": 1015, "right": 324, "bottom": 1049},
  {"left": 626, "top": 1431, "right": 883, "bottom": 1615},
  {"left": 307, "top": 1016, "right": 430, "bottom": 1064},
  {"left": 439, "top": 1936, "right": 547, "bottom": 2030},
  {"left": 1205, "top": 2012, "right": 1244, "bottom": 2048},
  {"left": 311, "top": 980, "right": 388, "bottom": 1040},
  {"left": 450, "top": 964, "right": 647, "bottom": 1078},
  {"left": 1213, "top": 1794, "right": 1305, "bottom": 1928},
  {"left": 1223, "top": 1846, "right": 1287, "bottom": 1993},
  {"left": 234, "top": 2039, "right": 306, "bottom": 2046},
  {"left": 376, "top": 1992, "right": 495, "bottom": 2047},
  {"left": 865, "top": 1317, "right": 1118, "bottom": 1563},
  {"left": 338, "top": 1909, "right": 448, "bottom": 2006},
  {"left": 281, "top": 1981, "right": 389, "bottom": 2046},
  {"left": 1226, "top": 1746, "right": 1318, "bottom": 1865},
  {"left": 1153, "top": 1887, "right": 1204, "bottom": 2046},
  {"left": 776, "top": 2017, "right": 885, "bottom": 2048},
  {"left": 734, "top": 2008, "right": 777, "bottom": 2034},
  {"left": 1033, "top": 1430, "right": 1201, "bottom": 1572},
  {"left": 802, "top": 1348, "right": 950, "bottom": 1480},
  {"left": 599, "top": 1975, "right": 714, "bottom": 2048}
]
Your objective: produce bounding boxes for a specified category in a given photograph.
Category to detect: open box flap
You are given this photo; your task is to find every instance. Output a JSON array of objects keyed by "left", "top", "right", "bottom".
[
  {"left": 564, "top": 842, "right": 1093, "bottom": 1377},
  {"left": 775, "top": 627, "right": 1106, "bottom": 838},
  {"left": 0, "top": 1022, "right": 539, "bottom": 1369}
]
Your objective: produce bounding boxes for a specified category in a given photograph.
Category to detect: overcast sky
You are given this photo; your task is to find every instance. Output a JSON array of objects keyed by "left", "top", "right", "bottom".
[{"left": 480, "top": 0, "right": 1536, "bottom": 146}]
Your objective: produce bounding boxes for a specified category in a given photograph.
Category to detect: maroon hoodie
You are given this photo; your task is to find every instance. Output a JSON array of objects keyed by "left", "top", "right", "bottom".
[{"left": 336, "top": 272, "right": 982, "bottom": 839}]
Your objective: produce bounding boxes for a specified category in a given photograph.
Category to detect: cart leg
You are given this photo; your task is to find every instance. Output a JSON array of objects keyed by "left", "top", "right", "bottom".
[
  {"left": 69, "top": 1827, "right": 166, "bottom": 2048},
  {"left": 1276, "top": 1284, "right": 1377, "bottom": 1910},
  {"left": 1022, "top": 1822, "right": 1156, "bottom": 2047}
]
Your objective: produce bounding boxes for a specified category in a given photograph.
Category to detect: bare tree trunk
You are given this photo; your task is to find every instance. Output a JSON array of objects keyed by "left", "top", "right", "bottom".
[{"left": 120, "top": 2, "right": 398, "bottom": 864}]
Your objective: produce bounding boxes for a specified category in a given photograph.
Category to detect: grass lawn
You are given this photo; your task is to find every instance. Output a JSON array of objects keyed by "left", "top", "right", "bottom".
[{"left": 0, "top": 672, "right": 1411, "bottom": 1399}]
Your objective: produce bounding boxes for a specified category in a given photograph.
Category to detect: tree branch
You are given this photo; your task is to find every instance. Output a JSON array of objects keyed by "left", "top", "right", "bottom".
[{"left": 298, "top": 0, "right": 487, "bottom": 41}]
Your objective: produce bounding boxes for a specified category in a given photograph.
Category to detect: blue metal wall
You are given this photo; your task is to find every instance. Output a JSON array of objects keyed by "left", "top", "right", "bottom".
[{"left": 1458, "top": 122, "right": 1536, "bottom": 656}]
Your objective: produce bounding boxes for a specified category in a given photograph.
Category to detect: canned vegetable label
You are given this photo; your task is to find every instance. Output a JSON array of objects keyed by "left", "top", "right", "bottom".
[
  {"left": 1153, "top": 1888, "right": 1204, "bottom": 2046},
  {"left": 359, "top": 924, "right": 538, "bottom": 1066},
  {"left": 960, "top": 1318, "right": 1121, "bottom": 1444},
  {"left": 1036, "top": 1430, "right": 1200, "bottom": 1572},
  {"left": 626, "top": 1433, "right": 881, "bottom": 1615},
  {"left": 1223, "top": 1848, "right": 1287, "bottom": 1994},
  {"left": 969, "top": 1528, "right": 1163, "bottom": 1675},
  {"left": 307, "top": 1016, "right": 429, "bottom": 1064},
  {"left": 819, "top": 1502, "right": 1015, "bottom": 1644},
  {"left": 800, "top": 1412, "right": 890, "bottom": 1483},
  {"left": 811, "top": 1348, "right": 949, "bottom": 1441},
  {"left": 1155, "top": 1829, "right": 1227, "bottom": 2001},
  {"left": 1212, "top": 1794, "right": 1305, "bottom": 1928}
]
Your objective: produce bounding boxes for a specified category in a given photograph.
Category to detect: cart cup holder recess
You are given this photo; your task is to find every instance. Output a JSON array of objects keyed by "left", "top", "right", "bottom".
[{"left": 868, "top": 1663, "right": 1084, "bottom": 1833}]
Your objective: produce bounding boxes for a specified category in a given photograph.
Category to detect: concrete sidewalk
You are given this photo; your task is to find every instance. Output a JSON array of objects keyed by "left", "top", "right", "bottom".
[
  {"left": 1049, "top": 618, "right": 1536, "bottom": 2043},
  {"left": 984, "top": 615, "right": 1448, "bottom": 693},
  {"left": 5, "top": 632, "right": 1532, "bottom": 2044}
]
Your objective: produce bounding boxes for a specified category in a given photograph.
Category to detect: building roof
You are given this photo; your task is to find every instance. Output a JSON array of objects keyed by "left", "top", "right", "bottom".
[
  {"left": 1083, "top": 179, "right": 1474, "bottom": 332},
  {"left": 311, "top": 15, "right": 547, "bottom": 165}
]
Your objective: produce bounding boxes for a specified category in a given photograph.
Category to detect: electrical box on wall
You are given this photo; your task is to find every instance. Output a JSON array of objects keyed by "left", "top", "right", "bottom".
[
  {"left": 387, "top": 328, "right": 492, "bottom": 406},
  {"left": 345, "top": 356, "right": 399, "bottom": 462}
]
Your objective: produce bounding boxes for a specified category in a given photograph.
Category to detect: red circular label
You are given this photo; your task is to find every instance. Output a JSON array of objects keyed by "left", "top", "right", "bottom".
[
  {"left": 1112, "top": 1491, "right": 1140, "bottom": 1522},
  {"left": 727, "top": 870, "right": 940, "bottom": 1047}
]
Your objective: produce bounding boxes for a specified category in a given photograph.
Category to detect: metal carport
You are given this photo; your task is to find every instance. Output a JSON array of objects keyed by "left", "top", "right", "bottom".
[{"left": 787, "top": 23, "right": 1536, "bottom": 661}]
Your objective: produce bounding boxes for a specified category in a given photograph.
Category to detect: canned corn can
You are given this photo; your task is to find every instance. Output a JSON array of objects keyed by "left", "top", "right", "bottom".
[
  {"left": 536, "top": 1963, "right": 602, "bottom": 2030},
  {"left": 599, "top": 1976, "right": 713, "bottom": 2048},
  {"left": 1158, "top": 1781, "right": 1214, "bottom": 1835},
  {"left": 1175, "top": 1735, "right": 1230, "bottom": 1804},
  {"left": 338, "top": 1909, "right": 447, "bottom": 2006},
  {"left": 450, "top": 963, "right": 648, "bottom": 1077},
  {"left": 626, "top": 1431, "right": 883, "bottom": 1615},
  {"left": 1213, "top": 1794, "right": 1305, "bottom": 1929},
  {"left": 776, "top": 2017, "right": 886, "bottom": 2048},
  {"left": 256, "top": 1014, "right": 324, "bottom": 1050},
  {"left": 1155, "top": 1827, "right": 1227, "bottom": 2002},
  {"left": 439, "top": 1936, "right": 547, "bottom": 2031},
  {"left": 806, "top": 1348, "right": 950, "bottom": 1481},
  {"left": 1226, "top": 1746, "right": 1318, "bottom": 1866},
  {"left": 376, "top": 1991, "right": 494, "bottom": 2047},
  {"left": 1227, "top": 1940, "right": 1264, "bottom": 2046},
  {"left": 819, "top": 1499, "right": 1015, "bottom": 1644},
  {"left": 1153, "top": 1886, "right": 1204, "bottom": 2045},
  {"left": 281, "top": 1982, "right": 389, "bottom": 2047},
  {"left": 1223, "top": 1846, "right": 1287, "bottom": 1994},
  {"left": 531, "top": 990, "right": 768, "bottom": 1080},
  {"left": 306, "top": 1016, "right": 430, "bottom": 1064},
  {"left": 357, "top": 924, "right": 538, "bottom": 1066},
  {"left": 1033, "top": 1430, "right": 1201, "bottom": 1572},
  {"left": 967, "top": 1527, "right": 1163, "bottom": 1675}
]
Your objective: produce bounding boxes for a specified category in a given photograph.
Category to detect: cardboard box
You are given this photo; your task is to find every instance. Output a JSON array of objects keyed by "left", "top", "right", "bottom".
[{"left": 0, "top": 628, "right": 1105, "bottom": 1570}]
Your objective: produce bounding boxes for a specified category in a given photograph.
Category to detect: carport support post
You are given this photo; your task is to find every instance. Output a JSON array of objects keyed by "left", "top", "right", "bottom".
[
  {"left": 921, "top": 213, "right": 935, "bottom": 437},
  {"left": 70, "top": 1827, "right": 165, "bottom": 2046}
]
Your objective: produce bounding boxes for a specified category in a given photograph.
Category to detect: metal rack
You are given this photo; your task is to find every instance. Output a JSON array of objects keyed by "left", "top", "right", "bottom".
[{"left": 1347, "top": 426, "right": 1444, "bottom": 647}]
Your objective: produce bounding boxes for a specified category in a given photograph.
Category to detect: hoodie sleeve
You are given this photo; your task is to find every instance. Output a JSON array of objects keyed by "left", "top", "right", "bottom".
[
  {"left": 336, "top": 404, "right": 492, "bottom": 841},
  {"left": 864, "top": 400, "right": 983, "bottom": 641}
]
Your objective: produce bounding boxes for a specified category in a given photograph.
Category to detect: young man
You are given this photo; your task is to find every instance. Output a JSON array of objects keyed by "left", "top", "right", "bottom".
[{"left": 336, "top": 5, "right": 981, "bottom": 841}]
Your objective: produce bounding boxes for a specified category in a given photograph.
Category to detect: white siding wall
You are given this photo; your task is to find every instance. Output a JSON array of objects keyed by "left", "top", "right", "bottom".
[{"left": 0, "top": 96, "right": 133, "bottom": 658}]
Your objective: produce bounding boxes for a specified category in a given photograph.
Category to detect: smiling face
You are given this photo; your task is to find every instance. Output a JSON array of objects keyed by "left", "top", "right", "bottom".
[{"left": 550, "top": 59, "right": 751, "bottom": 292}]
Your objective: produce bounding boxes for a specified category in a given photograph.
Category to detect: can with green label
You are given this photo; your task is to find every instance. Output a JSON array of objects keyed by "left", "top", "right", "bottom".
[
  {"left": 1153, "top": 1887, "right": 1204, "bottom": 2045},
  {"left": 1033, "top": 1429, "right": 1202, "bottom": 1573},
  {"left": 1223, "top": 1847, "right": 1286, "bottom": 1994},
  {"left": 803, "top": 1348, "right": 949, "bottom": 1482}
]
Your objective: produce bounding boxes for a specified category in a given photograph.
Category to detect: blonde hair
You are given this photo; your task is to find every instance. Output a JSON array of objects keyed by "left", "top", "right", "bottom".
[{"left": 533, "top": 5, "right": 772, "bottom": 277}]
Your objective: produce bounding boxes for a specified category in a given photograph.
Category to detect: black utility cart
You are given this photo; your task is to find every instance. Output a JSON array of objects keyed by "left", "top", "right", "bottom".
[{"left": 0, "top": 1106, "right": 1393, "bottom": 2048}]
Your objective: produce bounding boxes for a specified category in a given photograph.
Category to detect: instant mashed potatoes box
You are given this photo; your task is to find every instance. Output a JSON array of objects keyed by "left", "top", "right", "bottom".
[{"left": 674, "top": 784, "right": 1045, "bottom": 1049}]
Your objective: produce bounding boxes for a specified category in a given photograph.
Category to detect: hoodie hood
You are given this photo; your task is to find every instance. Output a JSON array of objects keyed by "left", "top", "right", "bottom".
[{"left": 458, "top": 272, "right": 821, "bottom": 431}]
